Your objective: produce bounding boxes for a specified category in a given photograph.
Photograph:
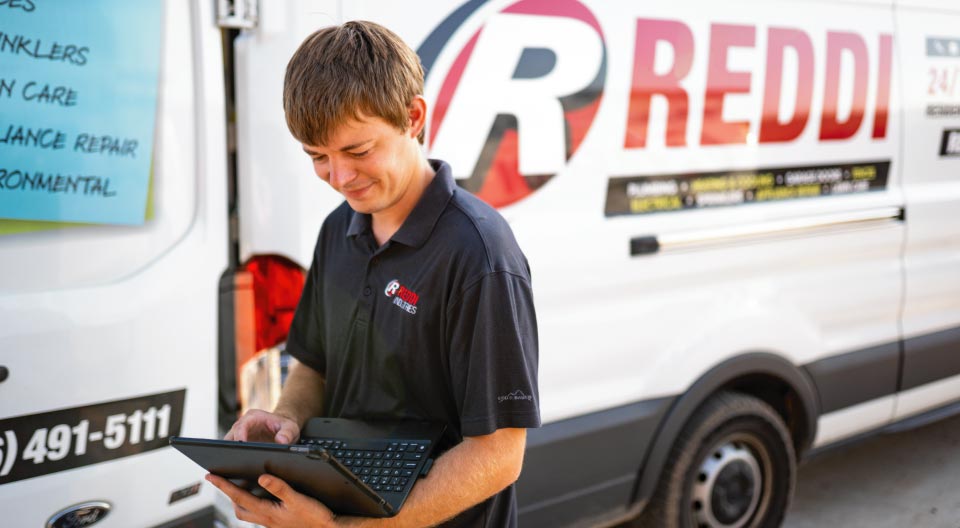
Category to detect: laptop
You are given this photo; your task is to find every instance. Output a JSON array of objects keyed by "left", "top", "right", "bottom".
[{"left": 171, "top": 417, "right": 446, "bottom": 517}]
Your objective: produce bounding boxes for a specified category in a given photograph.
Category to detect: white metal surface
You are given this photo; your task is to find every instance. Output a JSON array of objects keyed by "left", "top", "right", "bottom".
[
  {"left": 814, "top": 396, "right": 897, "bottom": 446},
  {"left": 0, "top": 1, "right": 227, "bottom": 525},
  {"left": 893, "top": 2, "right": 960, "bottom": 418},
  {"left": 231, "top": 0, "right": 909, "bottom": 433},
  {"left": 234, "top": 0, "right": 343, "bottom": 266},
  {"left": 657, "top": 206, "right": 903, "bottom": 250}
]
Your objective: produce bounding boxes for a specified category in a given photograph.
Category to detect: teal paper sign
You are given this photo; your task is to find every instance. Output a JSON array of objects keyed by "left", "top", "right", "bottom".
[{"left": 0, "top": 1, "right": 162, "bottom": 225}]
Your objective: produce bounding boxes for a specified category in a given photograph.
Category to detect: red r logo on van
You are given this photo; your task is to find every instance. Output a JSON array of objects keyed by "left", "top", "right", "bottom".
[{"left": 421, "top": 0, "right": 606, "bottom": 209}]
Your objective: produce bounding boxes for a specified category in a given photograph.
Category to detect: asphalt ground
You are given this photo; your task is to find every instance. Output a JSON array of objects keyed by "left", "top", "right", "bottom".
[{"left": 783, "top": 412, "right": 960, "bottom": 528}]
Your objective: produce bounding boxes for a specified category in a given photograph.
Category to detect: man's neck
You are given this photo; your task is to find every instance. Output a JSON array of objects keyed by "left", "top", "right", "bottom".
[{"left": 371, "top": 158, "right": 435, "bottom": 246}]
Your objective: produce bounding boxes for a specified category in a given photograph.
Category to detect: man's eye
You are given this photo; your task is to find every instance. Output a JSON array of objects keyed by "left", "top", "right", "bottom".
[
  {"left": 312, "top": 155, "right": 327, "bottom": 163},
  {"left": 350, "top": 149, "right": 370, "bottom": 158}
]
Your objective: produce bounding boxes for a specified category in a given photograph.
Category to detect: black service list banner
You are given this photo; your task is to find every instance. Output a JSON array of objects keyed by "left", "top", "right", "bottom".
[{"left": 605, "top": 160, "right": 890, "bottom": 216}]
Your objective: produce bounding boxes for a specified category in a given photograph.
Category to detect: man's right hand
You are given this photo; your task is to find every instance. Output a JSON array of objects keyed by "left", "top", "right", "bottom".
[{"left": 224, "top": 409, "right": 301, "bottom": 444}]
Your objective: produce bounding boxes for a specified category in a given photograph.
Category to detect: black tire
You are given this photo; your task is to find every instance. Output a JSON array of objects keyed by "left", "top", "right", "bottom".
[{"left": 637, "top": 391, "right": 796, "bottom": 528}]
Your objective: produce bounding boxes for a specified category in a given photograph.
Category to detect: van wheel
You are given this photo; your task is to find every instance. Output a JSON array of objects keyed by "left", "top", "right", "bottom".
[{"left": 638, "top": 391, "right": 796, "bottom": 528}]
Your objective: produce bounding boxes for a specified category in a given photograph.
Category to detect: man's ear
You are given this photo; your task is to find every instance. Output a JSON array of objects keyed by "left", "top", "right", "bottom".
[{"left": 407, "top": 95, "right": 428, "bottom": 142}]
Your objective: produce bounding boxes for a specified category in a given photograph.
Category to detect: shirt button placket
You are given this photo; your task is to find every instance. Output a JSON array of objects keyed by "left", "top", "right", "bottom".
[{"left": 360, "top": 255, "right": 378, "bottom": 319}]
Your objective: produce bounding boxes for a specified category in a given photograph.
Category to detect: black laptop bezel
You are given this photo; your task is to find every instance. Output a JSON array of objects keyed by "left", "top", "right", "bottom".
[
  {"left": 170, "top": 437, "right": 395, "bottom": 517},
  {"left": 171, "top": 418, "right": 446, "bottom": 518}
]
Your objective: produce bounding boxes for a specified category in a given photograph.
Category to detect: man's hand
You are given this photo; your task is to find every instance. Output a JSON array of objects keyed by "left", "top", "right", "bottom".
[
  {"left": 206, "top": 473, "right": 338, "bottom": 527},
  {"left": 225, "top": 409, "right": 301, "bottom": 444}
]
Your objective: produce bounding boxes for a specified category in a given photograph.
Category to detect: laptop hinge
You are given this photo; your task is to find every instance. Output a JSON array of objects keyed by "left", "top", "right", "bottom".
[{"left": 420, "top": 458, "right": 435, "bottom": 477}]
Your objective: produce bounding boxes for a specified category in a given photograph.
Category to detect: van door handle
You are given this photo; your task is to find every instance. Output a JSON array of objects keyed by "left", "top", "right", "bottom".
[
  {"left": 630, "top": 236, "right": 660, "bottom": 256},
  {"left": 630, "top": 206, "right": 905, "bottom": 257}
]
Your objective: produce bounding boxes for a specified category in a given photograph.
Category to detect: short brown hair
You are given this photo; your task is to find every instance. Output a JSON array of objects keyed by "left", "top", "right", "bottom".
[{"left": 283, "top": 20, "right": 425, "bottom": 146}]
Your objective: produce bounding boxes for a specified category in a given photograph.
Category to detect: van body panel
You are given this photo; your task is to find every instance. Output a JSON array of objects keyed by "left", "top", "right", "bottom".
[
  {"left": 232, "top": 0, "right": 906, "bottom": 430},
  {"left": 893, "top": 3, "right": 960, "bottom": 421},
  {"left": 896, "top": 371, "right": 960, "bottom": 418},
  {"left": 0, "top": 1, "right": 227, "bottom": 525},
  {"left": 813, "top": 396, "right": 898, "bottom": 446},
  {"left": 518, "top": 397, "right": 674, "bottom": 526}
]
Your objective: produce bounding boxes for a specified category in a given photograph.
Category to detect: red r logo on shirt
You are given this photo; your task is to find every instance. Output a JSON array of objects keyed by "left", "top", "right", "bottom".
[
  {"left": 385, "top": 279, "right": 420, "bottom": 315},
  {"left": 385, "top": 280, "right": 401, "bottom": 297}
]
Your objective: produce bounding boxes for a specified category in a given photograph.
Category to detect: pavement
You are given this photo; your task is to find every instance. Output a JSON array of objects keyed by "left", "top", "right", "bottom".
[{"left": 784, "top": 412, "right": 960, "bottom": 528}]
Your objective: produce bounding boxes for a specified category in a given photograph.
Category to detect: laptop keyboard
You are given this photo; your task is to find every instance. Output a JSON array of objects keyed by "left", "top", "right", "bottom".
[{"left": 301, "top": 437, "right": 430, "bottom": 493}]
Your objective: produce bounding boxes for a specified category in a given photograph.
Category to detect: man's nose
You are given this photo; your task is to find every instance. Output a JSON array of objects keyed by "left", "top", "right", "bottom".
[{"left": 328, "top": 157, "right": 357, "bottom": 189}]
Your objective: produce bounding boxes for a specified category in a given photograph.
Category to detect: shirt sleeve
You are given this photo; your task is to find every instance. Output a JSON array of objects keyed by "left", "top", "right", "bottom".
[
  {"left": 446, "top": 270, "right": 541, "bottom": 437},
  {"left": 285, "top": 256, "right": 326, "bottom": 375}
]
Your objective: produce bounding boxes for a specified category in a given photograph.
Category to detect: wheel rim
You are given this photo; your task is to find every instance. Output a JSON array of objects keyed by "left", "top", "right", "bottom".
[{"left": 690, "top": 436, "right": 767, "bottom": 528}]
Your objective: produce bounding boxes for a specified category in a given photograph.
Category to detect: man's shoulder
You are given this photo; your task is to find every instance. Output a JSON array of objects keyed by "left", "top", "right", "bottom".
[{"left": 435, "top": 188, "right": 529, "bottom": 278}]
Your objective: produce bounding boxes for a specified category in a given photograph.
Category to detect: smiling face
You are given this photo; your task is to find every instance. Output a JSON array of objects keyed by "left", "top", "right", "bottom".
[
  {"left": 302, "top": 110, "right": 425, "bottom": 219},
  {"left": 284, "top": 22, "right": 432, "bottom": 233}
]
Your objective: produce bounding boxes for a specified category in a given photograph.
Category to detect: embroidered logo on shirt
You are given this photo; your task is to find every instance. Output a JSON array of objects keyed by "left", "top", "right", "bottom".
[
  {"left": 384, "top": 279, "right": 419, "bottom": 315},
  {"left": 498, "top": 390, "right": 533, "bottom": 403}
]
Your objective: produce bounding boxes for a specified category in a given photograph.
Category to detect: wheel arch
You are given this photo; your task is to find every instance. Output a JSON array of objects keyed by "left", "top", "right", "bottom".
[{"left": 632, "top": 352, "right": 820, "bottom": 506}]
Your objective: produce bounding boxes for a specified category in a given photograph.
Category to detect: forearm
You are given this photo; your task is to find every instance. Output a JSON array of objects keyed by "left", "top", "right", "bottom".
[
  {"left": 340, "top": 428, "right": 526, "bottom": 528},
  {"left": 273, "top": 359, "right": 325, "bottom": 427}
]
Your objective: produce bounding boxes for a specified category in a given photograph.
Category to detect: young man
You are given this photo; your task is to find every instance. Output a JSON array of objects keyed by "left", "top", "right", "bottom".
[{"left": 206, "top": 20, "right": 540, "bottom": 528}]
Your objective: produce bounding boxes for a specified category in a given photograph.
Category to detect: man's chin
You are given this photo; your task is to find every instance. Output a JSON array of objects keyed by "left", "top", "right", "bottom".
[{"left": 345, "top": 198, "right": 379, "bottom": 215}]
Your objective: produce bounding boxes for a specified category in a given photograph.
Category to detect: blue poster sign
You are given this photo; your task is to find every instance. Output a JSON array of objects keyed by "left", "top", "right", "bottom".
[{"left": 0, "top": 1, "right": 162, "bottom": 225}]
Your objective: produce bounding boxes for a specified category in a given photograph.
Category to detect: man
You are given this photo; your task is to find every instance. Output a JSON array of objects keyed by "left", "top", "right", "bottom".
[{"left": 206, "top": 20, "right": 540, "bottom": 528}]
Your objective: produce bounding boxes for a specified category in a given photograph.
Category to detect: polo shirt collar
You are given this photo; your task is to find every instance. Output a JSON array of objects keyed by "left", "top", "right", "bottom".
[
  {"left": 346, "top": 207, "right": 371, "bottom": 238},
  {"left": 345, "top": 159, "right": 455, "bottom": 248}
]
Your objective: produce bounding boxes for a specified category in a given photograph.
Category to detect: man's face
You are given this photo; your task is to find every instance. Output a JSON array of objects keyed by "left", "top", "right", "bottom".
[{"left": 302, "top": 114, "right": 419, "bottom": 216}]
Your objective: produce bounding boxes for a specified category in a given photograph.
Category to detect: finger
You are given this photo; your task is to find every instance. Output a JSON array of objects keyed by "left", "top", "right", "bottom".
[
  {"left": 274, "top": 421, "right": 300, "bottom": 444},
  {"left": 233, "top": 503, "right": 256, "bottom": 524},
  {"left": 234, "top": 412, "right": 265, "bottom": 442},
  {"left": 236, "top": 423, "right": 247, "bottom": 442},
  {"left": 206, "top": 473, "right": 272, "bottom": 513},
  {"left": 259, "top": 474, "right": 303, "bottom": 507},
  {"left": 224, "top": 420, "right": 247, "bottom": 442},
  {"left": 236, "top": 410, "right": 281, "bottom": 443},
  {"left": 259, "top": 475, "right": 337, "bottom": 524}
]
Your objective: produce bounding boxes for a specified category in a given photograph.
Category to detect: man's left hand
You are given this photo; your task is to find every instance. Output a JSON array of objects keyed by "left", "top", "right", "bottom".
[{"left": 206, "top": 472, "right": 338, "bottom": 527}]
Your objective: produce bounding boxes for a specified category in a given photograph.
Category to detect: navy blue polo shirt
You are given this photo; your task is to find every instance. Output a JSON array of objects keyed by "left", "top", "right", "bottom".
[{"left": 285, "top": 159, "right": 540, "bottom": 527}]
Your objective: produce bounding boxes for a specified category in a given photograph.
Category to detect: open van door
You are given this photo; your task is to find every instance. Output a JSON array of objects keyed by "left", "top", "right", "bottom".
[{"left": 0, "top": 2, "right": 227, "bottom": 526}]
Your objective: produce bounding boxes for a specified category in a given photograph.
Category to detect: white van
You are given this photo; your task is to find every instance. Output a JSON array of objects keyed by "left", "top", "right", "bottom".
[{"left": 1, "top": 0, "right": 958, "bottom": 527}]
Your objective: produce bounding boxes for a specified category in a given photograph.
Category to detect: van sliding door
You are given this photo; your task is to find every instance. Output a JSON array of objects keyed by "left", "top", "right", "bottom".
[{"left": 892, "top": 0, "right": 960, "bottom": 420}]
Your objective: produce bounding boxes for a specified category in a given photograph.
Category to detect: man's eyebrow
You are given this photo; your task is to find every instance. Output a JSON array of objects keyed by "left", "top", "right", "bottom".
[
  {"left": 338, "top": 139, "right": 373, "bottom": 152},
  {"left": 302, "top": 140, "right": 373, "bottom": 156}
]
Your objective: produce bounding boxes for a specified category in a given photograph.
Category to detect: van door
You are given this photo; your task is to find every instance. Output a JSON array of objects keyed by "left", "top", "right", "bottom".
[
  {"left": 0, "top": 2, "right": 227, "bottom": 526},
  {"left": 892, "top": 0, "right": 960, "bottom": 420}
]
